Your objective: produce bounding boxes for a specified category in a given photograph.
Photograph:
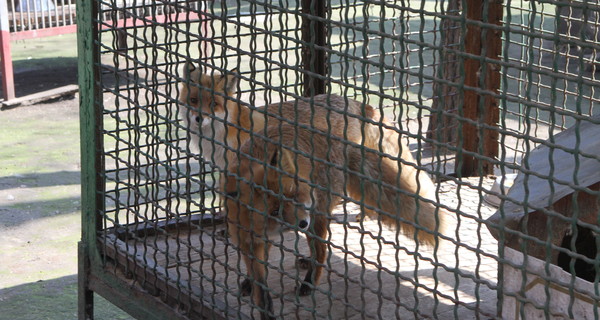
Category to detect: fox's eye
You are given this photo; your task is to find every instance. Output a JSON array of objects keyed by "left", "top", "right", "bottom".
[
  {"left": 270, "top": 209, "right": 280, "bottom": 217},
  {"left": 190, "top": 98, "right": 198, "bottom": 104},
  {"left": 226, "top": 191, "right": 238, "bottom": 198}
]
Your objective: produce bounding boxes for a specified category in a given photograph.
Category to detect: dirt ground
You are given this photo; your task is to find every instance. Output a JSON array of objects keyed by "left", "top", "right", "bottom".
[{"left": 0, "top": 63, "right": 132, "bottom": 319}]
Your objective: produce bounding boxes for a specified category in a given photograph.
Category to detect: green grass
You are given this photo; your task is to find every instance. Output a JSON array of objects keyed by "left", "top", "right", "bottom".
[
  {"left": 11, "top": 33, "right": 78, "bottom": 70},
  {"left": 0, "top": 111, "right": 79, "bottom": 176}
]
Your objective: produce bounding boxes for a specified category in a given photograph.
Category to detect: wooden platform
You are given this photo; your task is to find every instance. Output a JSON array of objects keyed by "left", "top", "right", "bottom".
[{"left": 101, "top": 177, "right": 499, "bottom": 319}]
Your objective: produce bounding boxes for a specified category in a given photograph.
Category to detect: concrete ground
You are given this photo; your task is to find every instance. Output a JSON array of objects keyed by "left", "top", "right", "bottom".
[{"left": 0, "top": 34, "right": 132, "bottom": 320}]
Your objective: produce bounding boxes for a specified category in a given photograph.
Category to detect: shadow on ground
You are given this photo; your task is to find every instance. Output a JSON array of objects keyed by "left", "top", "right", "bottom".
[
  {"left": 0, "top": 171, "right": 81, "bottom": 191},
  {"left": 11, "top": 57, "right": 78, "bottom": 97},
  {"left": 0, "top": 275, "right": 132, "bottom": 320}
]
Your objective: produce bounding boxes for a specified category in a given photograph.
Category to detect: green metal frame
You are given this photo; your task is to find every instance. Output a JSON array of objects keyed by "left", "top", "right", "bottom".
[
  {"left": 77, "top": 0, "right": 100, "bottom": 316},
  {"left": 77, "top": 1, "right": 196, "bottom": 318}
]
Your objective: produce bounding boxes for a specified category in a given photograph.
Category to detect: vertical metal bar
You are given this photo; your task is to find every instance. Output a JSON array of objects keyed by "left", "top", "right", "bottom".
[
  {"left": 68, "top": 0, "right": 74, "bottom": 25},
  {"left": 301, "top": 0, "right": 327, "bottom": 96},
  {"left": 41, "top": 0, "right": 47, "bottom": 29},
  {"left": 77, "top": 0, "right": 102, "bottom": 318},
  {"left": 15, "top": 0, "right": 25, "bottom": 31},
  {"left": 23, "top": 0, "right": 29, "bottom": 30},
  {"left": 0, "top": 0, "right": 15, "bottom": 101},
  {"left": 33, "top": 0, "right": 39, "bottom": 30},
  {"left": 458, "top": 0, "right": 501, "bottom": 176},
  {"left": 51, "top": 0, "right": 58, "bottom": 28}
]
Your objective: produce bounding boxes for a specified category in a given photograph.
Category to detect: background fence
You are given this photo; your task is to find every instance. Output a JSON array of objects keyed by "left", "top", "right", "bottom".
[
  {"left": 0, "top": 0, "right": 202, "bottom": 101},
  {"left": 0, "top": 0, "right": 77, "bottom": 100},
  {"left": 79, "top": 0, "right": 600, "bottom": 319}
]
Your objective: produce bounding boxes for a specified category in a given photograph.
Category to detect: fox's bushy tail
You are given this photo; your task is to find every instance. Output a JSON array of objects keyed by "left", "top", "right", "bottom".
[{"left": 346, "top": 119, "right": 447, "bottom": 246}]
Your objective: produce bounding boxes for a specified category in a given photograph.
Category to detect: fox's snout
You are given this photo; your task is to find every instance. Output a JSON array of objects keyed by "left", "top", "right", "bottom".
[{"left": 298, "top": 216, "right": 310, "bottom": 231}]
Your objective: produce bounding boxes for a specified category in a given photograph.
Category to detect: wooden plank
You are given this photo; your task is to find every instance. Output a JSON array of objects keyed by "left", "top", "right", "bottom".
[{"left": 0, "top": 84, "right": 78, "bottom": 109}]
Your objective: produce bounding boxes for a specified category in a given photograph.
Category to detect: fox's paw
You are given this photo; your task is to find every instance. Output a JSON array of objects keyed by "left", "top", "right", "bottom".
[
  {"left": 240, "top": 278, "right": 251, "bottom": 296},
  {"left": 296, "top": 283, "right": 312, "bottom": 296},
  {"left": 296, "top": 258, "right": 311, "bottom": 270}
]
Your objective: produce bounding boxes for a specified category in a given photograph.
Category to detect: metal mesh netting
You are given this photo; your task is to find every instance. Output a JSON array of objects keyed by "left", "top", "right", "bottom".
[{"left": 79, "top": 0, "right": 600, "bottom": 318}]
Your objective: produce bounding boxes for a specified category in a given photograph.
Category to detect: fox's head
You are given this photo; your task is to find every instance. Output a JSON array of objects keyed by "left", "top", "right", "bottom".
[
  {"left": 222, "top": 140, "right": 312, "bottom": 243},
  {"left": 178, "top": 62, "right": 238, "bottom": 127}
]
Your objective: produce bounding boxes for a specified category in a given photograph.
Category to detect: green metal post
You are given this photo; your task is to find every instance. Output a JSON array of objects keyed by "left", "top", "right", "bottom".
[{"left": 77, "top": 0, "right": 103, "bottom": 318}]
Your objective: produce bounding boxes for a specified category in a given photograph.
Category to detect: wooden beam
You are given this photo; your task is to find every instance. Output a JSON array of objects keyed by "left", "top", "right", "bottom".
[
  {"left": 458, "top": 0, "right": 502, "bottom": 176},
  {"left": 301, "top": 0, "right": 327, "bottom": 96},
  {"left": 0, "top": 0, "right": 15, "bottom": 101}
]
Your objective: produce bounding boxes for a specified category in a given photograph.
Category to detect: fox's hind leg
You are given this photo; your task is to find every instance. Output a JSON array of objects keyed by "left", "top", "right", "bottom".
[
  {"left": 239, "top": 240, "right": 275, "bottom": 320},
  {"left": 297, "top": 214, "right": 328, "bottom": 296},
  {"left": 240, "top": 278, "right": 252, "bottom": 296}
]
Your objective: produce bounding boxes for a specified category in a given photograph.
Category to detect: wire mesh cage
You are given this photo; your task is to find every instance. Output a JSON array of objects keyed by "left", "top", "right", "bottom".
[{"left": 78, "top": 0, "right": 600, "bottom": 319}]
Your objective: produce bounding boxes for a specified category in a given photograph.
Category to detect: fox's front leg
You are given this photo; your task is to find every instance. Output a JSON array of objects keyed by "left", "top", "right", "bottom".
[
  {"left": 241, "top": 240, "right": 274, "bottom": 320},
  {"left": 298, "top": 214, "right": 328, "bottom": 296}
]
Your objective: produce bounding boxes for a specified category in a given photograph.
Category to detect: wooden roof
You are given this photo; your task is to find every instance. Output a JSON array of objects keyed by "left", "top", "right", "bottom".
[{"left": 487, "top": 116, "right": 600, "bottom": 229}]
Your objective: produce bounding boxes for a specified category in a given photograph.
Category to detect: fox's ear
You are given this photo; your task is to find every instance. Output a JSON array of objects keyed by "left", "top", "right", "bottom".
[
  {"left": 266, "top": 146, "right": 298, "bottom": 192},
  {"left": 183, "top": 61, "right": 198, "bottom": 82},
  {"left": 270, "top": 146, "right": 296, "bottom": 173},
  {"left": 220, "top": 69, "right": 239, "bottom": 94}
]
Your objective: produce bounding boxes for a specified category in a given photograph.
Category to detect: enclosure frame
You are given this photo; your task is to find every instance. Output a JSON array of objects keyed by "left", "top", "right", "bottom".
[
  {"left": 77, "top": 0, "right": 600, "bottom": 318},
  {"left": 75, "top": 0, "right": 502, "bottom": 317},
  {"left": 77, "top": 1, "right": 196, "bottom": 318}
]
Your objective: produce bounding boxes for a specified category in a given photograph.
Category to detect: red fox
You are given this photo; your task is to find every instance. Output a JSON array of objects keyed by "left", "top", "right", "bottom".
[
  {"left": 178, "top": 64, "right": 447, "bottom": 319},
  {"left": 221, "top": 98, "right": 448, "bottom": 320},
  {"left": 178, "top": 63, "right": 264, "bottom": 170}
]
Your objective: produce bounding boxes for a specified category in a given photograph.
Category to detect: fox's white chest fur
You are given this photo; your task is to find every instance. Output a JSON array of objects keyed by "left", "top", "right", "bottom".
[{"left": 182, "top": 110, "right": 229, "bottom": 170}]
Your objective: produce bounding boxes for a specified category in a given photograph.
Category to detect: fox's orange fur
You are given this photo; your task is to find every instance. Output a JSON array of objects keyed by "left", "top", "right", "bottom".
[
  {"left": 223, "top": 100, "right": 447, "bottom": 320},
  {"left": 179, "top": 65, "right": 447, "bottom": 320}
]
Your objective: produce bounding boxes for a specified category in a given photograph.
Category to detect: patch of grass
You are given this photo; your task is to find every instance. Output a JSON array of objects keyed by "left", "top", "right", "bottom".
[
  {"left": 0, "top": 109, "right": 80, "bottom": 176},
  {"left": 11, "top": 33, "right": 78, "bottom": 69}
]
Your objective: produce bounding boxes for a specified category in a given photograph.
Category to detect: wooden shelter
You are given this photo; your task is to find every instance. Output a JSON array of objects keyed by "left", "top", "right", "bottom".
[{"left": 487, "top": 116, "right": 600, "bottom": 272}]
